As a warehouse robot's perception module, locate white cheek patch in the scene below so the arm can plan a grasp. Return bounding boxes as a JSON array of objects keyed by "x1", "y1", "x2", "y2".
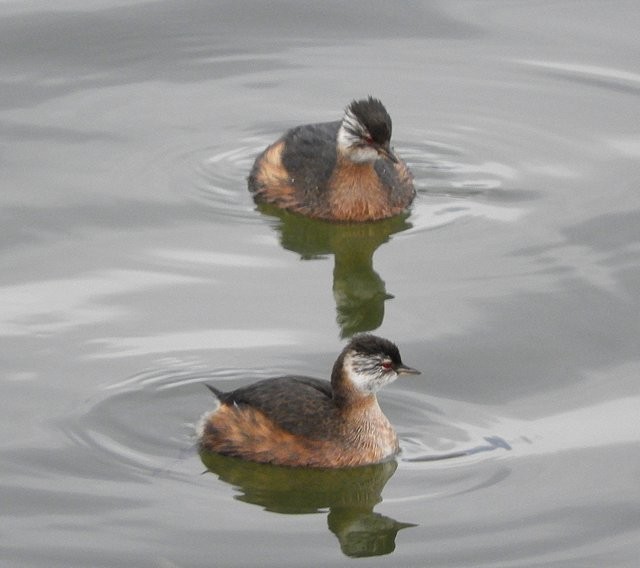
[
  {"x1": 344, "y1": 352, "x2": 399, "y2": 394},
  {"x1": 348, "y1": 146, "x2": 379, "y2": 163},
  {"x1": 337, "y1": 110, "x2": 379, "y2": 164},
  {"x1": 340, "y1": 108, "x2": 361, "y2": 137},
  {"x1": 337, "y1": 123, "x2": 358, "y2": 151}
]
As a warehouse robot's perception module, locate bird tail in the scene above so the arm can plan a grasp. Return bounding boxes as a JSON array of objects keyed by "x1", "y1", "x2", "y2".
[{"x1": 204, "y1": 383, "x2": 223, "y2": 398}]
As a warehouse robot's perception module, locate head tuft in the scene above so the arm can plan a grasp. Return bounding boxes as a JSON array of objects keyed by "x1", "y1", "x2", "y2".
[
  {"x1": 346, "y1": 97, "x2": 392, "y2": 145},
  {"x1": 337, "y1": 97, "x2": 394, "y2": 163},
  {"x1": 345, "y1": 333, "x2": 402, "y2": 365}
]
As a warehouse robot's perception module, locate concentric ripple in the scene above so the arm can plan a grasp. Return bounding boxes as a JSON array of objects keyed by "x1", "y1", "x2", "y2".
[
  {"x1": 58, "y1": 365, "x2": 515, "y2": 501},
  {"x1": 58, "y1": 366, "x2": 279, "y2": 480},
  {"x1": 173, "y1": 127, "x2": 537, "y2": 232},
  {"x1": 172, "y1": 139, "x2": 266, "y2": 223}
]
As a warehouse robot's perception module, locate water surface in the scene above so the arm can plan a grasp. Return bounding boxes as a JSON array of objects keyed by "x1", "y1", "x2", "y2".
[{"x1": 2, "y1": 1, "x2": 640, "y2": 566}]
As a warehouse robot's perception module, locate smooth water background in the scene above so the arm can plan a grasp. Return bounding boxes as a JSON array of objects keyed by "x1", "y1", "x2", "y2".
[{"x1": 2, "y1": 1, "x2": 640, "y2": 566}]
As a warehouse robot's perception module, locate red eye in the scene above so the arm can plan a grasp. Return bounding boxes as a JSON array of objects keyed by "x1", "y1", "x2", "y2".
[{"x1": 381, "y1": 360, "x2": 393, "y2": 371}]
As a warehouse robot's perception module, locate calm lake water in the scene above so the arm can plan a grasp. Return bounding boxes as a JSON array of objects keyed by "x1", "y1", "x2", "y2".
[{"x1": 2, "y1": 1, "x2": 640, "y2": 566}]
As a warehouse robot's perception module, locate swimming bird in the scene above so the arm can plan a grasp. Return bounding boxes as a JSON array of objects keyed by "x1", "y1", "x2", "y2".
[
  {"x1": 198, "y1": 334, "x2": 420, "y2": 468},
  {"x1": 248, "y1": 97, "x2": 415, "y2": 222}
]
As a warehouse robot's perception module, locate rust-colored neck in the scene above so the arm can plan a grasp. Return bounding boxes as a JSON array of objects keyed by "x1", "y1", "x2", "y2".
[{"x1": 327, "y1": 156, "x2": 389, "y2": 222}]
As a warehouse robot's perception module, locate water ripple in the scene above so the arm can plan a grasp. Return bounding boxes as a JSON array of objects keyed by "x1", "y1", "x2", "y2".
[
  {"x1": 517, "y1": 59, "x2": 640, "y2": 94},
  {"x1": 60, "y1": 366, "x2": 513, "y2": 494},
  {"x1": 172, "y1": 140, "x2": 263, "y2": 223},
  {"x1": 173, "y1": 131, "x2": 533, "y2": 232}
]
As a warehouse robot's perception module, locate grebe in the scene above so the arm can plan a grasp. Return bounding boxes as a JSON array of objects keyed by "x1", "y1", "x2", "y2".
[
  {"x1": 248, "y1": 97, "x2": 415, "y2": 222},
  {"x1": 198, "y1": 334, "x2": 420, "y2": 468}
]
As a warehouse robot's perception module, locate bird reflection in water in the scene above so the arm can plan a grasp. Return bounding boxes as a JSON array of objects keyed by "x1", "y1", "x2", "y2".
[
  {"x1": 257, "y1": 204, "x2": 412, "y2": 337},
  {"x1": 200, "y1": 451, "x2": 416, "y2": 558}
]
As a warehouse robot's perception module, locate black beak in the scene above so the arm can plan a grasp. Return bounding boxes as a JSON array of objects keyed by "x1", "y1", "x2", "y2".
[{"x1": 395, "y1": 364, "x2": 421, "y2": 376}]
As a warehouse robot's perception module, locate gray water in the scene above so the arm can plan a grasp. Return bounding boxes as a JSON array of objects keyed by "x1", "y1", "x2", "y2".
[{"x1": 2, "y1": 1, "x2": 640, "y2": 566}]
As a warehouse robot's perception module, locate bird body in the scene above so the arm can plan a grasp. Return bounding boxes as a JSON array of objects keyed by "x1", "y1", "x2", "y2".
[
  {"x1": 198, "y1": 334, "x2": 420, "y2": 468},
  {"x1": 248, "y1": 98, "x2": 415, "y2": 222}
]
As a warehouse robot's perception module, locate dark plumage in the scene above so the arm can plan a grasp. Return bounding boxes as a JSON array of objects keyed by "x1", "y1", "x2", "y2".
[
  {"x1": 347, "y1": 97, "x2": 392, "y2": 145},
  {"x1": 198, "y1": 334, "x2": 420, "y2": 468},
  {"x1": 248, "y1": 98, "x2": 415, "y2": 222}
]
